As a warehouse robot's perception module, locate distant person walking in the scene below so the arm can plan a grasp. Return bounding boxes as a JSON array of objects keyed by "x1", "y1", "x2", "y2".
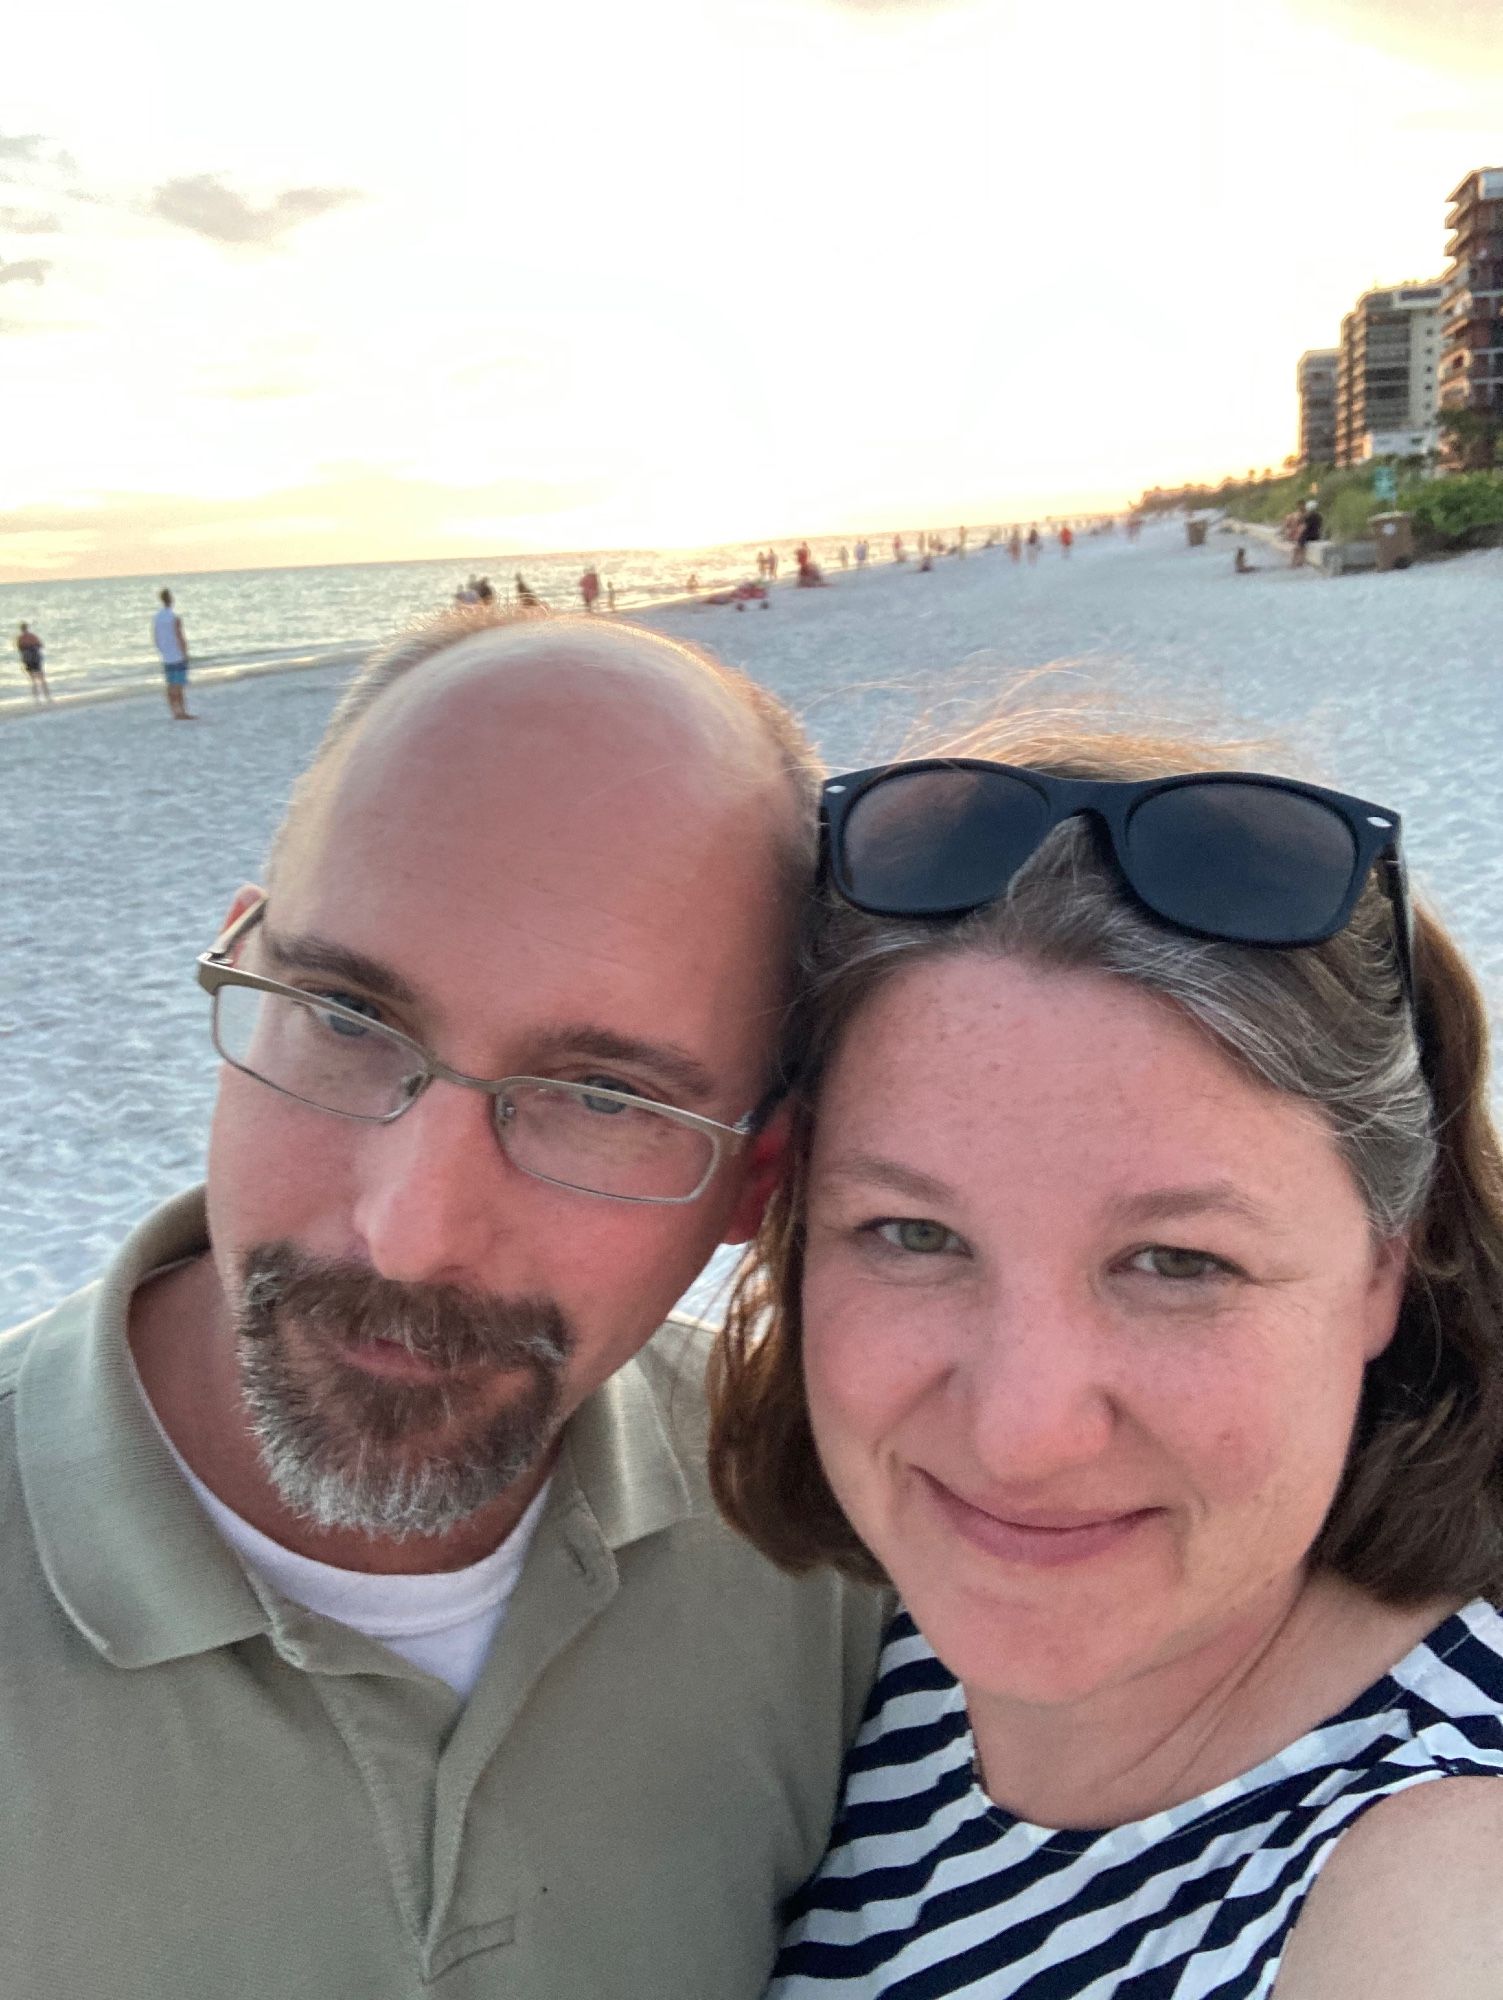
[
  {"x1": 606, "y1": 580, "x2": 617, "y2": 612},
  {"x1": 1060, "y1": 524, "x2": 1074, "y2": 556},
  {"x1": 1026, "y1": 526, "x2": 1040, "y2": 564},
  {"x1": 1008, "y1": 529, "x2": 1022, "y2": 563},
  {"x1": 580, "y1": 565, "x2": 602, "y2": 612},
  {"x1": 151, "y1": 589, "x2": 193, "y2": 720},
  {"x1": 16, "y1": 622, "x2": 52, "y2": 704}
]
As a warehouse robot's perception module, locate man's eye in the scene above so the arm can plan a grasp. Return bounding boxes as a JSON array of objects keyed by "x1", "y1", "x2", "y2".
[
  {"x1": 576, "y1": 1073, "x2": 639, "y2": 1115},
  {"x1": 1126, "y1": 1246, "x2": 1232, "y2": 1282},
  {"x1": 870, "y1": 1218, "x2": 963, "y2": 1257},
  {"x1": 306, "y1": 992, "x2": 385, "y2": 1038}
]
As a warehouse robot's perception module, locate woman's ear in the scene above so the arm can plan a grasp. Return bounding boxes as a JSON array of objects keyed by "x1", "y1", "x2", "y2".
[{"x1": 1362, "y1": 1234, "x2": 1411, "y2": 1363}]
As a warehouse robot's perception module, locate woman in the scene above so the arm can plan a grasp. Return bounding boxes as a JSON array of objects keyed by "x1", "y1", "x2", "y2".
[{"x1": 711, "y1": 721, "x2": 1503, "y2": 1997}]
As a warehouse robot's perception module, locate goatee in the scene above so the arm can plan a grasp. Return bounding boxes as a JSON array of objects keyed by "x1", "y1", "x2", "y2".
[{"x1": 233, "y1": 1241, "x2": 574, "y2": 1541}]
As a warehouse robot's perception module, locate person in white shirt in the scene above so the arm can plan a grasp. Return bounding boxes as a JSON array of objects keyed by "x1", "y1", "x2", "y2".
[{"x1": 152, "y1": 587, "x2": 193, "y2": 719}]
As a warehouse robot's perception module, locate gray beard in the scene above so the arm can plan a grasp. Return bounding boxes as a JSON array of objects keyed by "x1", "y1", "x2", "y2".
[{"x1": 233, "y1": 1242, "x2": 573, "y2": 1542}]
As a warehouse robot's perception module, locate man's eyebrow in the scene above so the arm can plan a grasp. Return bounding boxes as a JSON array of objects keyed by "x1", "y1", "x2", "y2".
[
  {"x1": 818, "y1": 1154, "x2": 956, "y2": 1204},
  {"x1": 529, "y1": 1027, "x2": 719, "y2": 1107},
  {"x1": 260, "y1": 926, "x2": 422, "y2": 1009}
]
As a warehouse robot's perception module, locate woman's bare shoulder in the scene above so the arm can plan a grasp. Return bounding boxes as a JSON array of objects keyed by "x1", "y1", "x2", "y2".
[{"x1": 1273, "y1": 1775, "x2": 1503, "y2": 2000}]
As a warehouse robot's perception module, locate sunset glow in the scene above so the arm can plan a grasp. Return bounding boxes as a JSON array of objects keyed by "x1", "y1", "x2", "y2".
[{"x1": 2, "y1": 0, "x2": 1499, "y2": 579}]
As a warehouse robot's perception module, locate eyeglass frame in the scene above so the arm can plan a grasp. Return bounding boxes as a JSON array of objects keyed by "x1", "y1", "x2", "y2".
[{"x1": 194, "y1": 896, "x2": 761, "y2": 1205}]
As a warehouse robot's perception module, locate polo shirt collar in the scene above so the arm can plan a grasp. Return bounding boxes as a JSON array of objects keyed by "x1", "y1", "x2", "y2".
[
  {"x1": 18, "y1": 1190, "x2": 697, "y2": 1670},
  {"x1": 16, "y1": 1189, "x2": 269, "y2": 1668}
]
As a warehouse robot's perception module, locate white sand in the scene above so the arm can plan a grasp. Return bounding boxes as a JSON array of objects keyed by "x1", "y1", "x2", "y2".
[{"x1": 5, "y1": 520, "x2": 1503, "y2": 1328}]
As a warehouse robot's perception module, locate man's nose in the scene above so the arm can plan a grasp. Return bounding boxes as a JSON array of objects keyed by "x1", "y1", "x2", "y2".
[
  {"x1": 350, "y1": 1078, "x2": 513, "y2": 1289},
  {"x1": 958, "y1": 1280, "x2": 1117, "y2": 1484}
]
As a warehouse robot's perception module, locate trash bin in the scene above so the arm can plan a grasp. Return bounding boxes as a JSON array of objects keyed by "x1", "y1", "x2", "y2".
[
  {"x1": 1371, "y1": 512, "x2": 1414, "y2": 572},
  {"x1": 1186, "y1": 519, "x2": 1208, "y2": 548}
]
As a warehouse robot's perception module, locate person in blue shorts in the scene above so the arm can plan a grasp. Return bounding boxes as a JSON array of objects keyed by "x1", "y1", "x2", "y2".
[{"x1": 152, "y1": 587, "x2": 194, "y2": 719}]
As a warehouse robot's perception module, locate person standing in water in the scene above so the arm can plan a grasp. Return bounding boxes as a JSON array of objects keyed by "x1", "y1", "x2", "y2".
[
  {"x1": 16, "y1": 622, "x2": 52, "y2": 704},
  {"x1": 152, "y1": 589, "x2": 194, "y2": 720}
]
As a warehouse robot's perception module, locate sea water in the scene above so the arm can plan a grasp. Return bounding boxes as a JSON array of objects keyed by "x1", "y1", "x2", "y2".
[{"x1": 0, "y1": 534, "x2": 883, "y2": 713}]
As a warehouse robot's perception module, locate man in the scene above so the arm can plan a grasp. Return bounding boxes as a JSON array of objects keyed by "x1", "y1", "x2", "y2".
[
  {"x1": 0, "y1": 615, "x2": 883, "y2": 2000},
  {"x1": 15, "y1": 620, "x2": 51, "y2": 703},
  {"x1": 152, "y1": 585, "x2": 193, "y2": 718}
]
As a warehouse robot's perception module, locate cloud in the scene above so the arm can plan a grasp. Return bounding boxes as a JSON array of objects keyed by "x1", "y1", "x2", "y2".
[
  {"x1": 0, "y1": 207, "x2": 61, "y2": 233},
  {"x1": 147, "y1": 174, "x2": 363, "y2": 249},
  {"x1": 0, "y1": 133, "x2": 77, "y2": 177},
  {"x1": 0, "y1": 258, "x2": 50, "y2": 287}
]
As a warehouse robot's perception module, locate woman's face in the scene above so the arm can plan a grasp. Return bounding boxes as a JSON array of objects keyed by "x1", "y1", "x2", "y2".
[{"x1": 801, "y1": 955, "x2": 1406, "y2": 1708}]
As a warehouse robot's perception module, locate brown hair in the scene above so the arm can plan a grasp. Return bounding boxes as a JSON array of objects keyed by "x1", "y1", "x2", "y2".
[{"x1": 709, "y1": 719, "x2": 1503, "y2": 1604}]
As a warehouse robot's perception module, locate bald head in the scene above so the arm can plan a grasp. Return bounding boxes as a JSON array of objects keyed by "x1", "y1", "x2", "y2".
[{"x1": 272, "y1": 612, "x2": 817, "y2": 898}]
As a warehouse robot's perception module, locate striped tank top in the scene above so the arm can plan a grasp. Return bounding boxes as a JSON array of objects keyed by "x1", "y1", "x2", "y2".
[{"x1": 769, "y1": 1601, "x2": 1503, "y2": 1998}]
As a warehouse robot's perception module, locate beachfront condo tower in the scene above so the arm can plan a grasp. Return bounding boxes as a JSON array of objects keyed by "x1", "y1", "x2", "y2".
[
  {"x1": 1334, "y1": 281, "x2": 1444, "y2": 466},
  {"x1": 1296, "y1": 349, "x2": 1339, "y2": 466},
  {"x1": 1439, "y1": 169, "x2": 1503, "y2": 471}
]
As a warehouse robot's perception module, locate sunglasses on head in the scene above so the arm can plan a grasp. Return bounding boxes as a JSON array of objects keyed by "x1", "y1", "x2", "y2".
[{"x1": 819, "y1": 759, "x2": 1415, "y2": 1013}]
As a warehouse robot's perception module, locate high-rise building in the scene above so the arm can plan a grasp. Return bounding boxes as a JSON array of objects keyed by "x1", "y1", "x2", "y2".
[
  {"x1": 1438, "y1": 168, "x2": 1503, "y2": 468},
  {"x1": 1296, "y1": 349, "x2": 1339, "y2": 465},
  {"x1": 1334, "y1": 282, "x2": 1444, "y2": 466}
]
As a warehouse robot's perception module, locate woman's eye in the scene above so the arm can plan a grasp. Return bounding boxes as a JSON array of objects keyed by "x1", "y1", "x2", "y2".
[
  {"x1": 1126, "y1": 1245, "x2": 1232, "y2": 1282},
  {"x1": 870, "y1": 1218, "x2": 964, "y2": 1257}
]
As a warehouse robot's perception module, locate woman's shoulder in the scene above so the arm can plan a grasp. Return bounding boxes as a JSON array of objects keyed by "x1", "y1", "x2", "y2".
[
  {"x1": 1272, "y1": 1773, "x2": 1503, "y2": 1999},
  {"x1": 1269, "y1": 1597, "x2": 1503, "y2": 1999}
]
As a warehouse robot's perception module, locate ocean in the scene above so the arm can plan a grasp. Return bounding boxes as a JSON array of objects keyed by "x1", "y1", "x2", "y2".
[{"x1": 0, "y1": 533, "x2": 902, "y2": 714}]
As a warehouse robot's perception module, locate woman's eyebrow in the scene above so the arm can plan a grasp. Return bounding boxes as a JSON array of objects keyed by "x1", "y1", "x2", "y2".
[
  {"x1": 818, "y1": 1154, "x2": 955, "y2": 1204},
  {"x1": 261, "y1": 926, "x2": 422, "y2": 1008},
  {"x1": 1107, "y1": 1184, "x2": 1274, "y2": 1228}
]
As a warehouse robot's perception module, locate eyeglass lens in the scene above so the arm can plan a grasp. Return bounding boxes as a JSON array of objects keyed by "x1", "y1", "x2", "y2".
[
  {"x1": 1124, "y1": 784, "x2": 1359, "y2": 943},
  {"x1": 211, "y1": 986, "x2": 716, "y2": 1200},
  {"x1": 840, "y1": 767, "x2": 1051, "y2": 914}
]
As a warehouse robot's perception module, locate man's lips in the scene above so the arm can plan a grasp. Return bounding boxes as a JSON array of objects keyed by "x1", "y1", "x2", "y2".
[
  {"x1": 339, "y1": 1339, "x2": 462, "y2": 1383},
  {"x1": 918, "y1": 1470, "x2": 1160, "y2": 1568}
]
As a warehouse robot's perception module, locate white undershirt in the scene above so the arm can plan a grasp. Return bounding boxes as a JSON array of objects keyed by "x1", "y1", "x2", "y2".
[{"x1": 128, "y1": 1350, "x2": 550, "y2": 1698}]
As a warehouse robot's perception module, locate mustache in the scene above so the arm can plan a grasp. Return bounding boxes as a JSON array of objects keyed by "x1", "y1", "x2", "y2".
[{"x1": 237, "y1": 1243, "x2": 573, "y2": 1373}]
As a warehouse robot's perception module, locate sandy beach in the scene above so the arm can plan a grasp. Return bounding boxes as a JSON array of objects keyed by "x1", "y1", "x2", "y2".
[{"x1": 5, "y1": 519, "x2": 1503, "y2": 1329}]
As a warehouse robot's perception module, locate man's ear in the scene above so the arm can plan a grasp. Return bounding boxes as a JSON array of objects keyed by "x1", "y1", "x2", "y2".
[
  {"x1": 720, "y1": 1103, "x2": 792, "y2": 1246},
  {"x1": 219, "y1": 884, "x2": 266, "y2": 959}
]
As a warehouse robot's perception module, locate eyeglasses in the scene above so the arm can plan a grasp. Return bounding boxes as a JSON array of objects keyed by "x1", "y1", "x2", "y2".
[
  {"x1": 195, "y1": 899, "x2": 756, "y2": 1204},
  {"x1": 821, "y1": 760, "x2": 1415, "y2": 1009}
]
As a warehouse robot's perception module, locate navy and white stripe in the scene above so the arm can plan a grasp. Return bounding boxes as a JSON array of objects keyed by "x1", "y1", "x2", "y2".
[{"x1": 770, "y1": 1601, "x2": 1503, "y2": 1998}]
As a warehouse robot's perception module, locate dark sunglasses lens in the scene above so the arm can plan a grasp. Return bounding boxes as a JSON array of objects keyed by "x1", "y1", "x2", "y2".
[
  {"x1": 839, "y1": 768, "x2": 1052, "y2": 914},
  {"x1": 1125, "y1": 783, "x2": 1359, "y2": 942}
]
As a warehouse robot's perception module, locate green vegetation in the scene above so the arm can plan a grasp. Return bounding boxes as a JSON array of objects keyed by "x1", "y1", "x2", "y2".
[
  {"x1": 1135, "y1": 462, "x2": 1503, "y2": 550},
  {"x1": 1409, "y1": 473, "x2": 1503, "y2": 541}
]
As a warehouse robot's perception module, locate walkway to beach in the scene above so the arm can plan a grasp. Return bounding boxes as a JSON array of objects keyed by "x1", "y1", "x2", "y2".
[{"x1": 5, "y1": 520, "x2": 1503, "y2": 1325}]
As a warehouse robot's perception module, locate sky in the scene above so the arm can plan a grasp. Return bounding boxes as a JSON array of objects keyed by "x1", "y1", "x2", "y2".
[{"x1": 2, "y1": 0, "x2": 1500, "y2": 581}]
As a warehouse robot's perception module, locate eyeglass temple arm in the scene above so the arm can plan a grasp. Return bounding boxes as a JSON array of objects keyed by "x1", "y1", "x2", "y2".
[{"x1": 204, "y1": 895, "x2": 269, "y2": 964}]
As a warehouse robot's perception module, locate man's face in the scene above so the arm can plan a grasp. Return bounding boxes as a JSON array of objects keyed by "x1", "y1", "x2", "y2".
[{"x1": 204, "y1": 643, "x2": 795, "y2": 1539}]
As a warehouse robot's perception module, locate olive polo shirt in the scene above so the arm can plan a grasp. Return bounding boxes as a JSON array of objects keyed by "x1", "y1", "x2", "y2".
[{"x1": 0, "y1": 1192, "x2": 885, "y2": 2000}]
